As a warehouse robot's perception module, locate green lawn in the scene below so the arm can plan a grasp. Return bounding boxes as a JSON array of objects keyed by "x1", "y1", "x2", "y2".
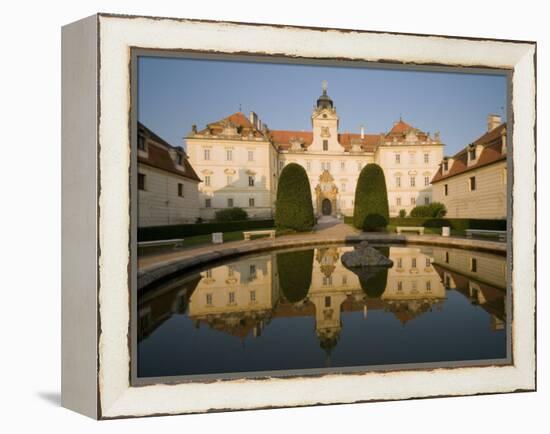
[{"x1": 138, "y1": 227, "x2": 276, "y2": 256}]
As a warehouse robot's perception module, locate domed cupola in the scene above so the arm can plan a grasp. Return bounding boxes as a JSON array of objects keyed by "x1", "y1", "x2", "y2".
[{"x1": 316, "y1": 80, "x2": 334, "y2": 109}]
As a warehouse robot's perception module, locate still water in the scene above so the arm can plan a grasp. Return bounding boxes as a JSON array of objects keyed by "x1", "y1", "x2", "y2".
[{"x1": 137, "y1": 244, "x2": 507, "y2": 378}]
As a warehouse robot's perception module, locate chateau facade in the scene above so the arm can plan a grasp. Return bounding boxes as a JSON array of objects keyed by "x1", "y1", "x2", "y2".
[
  {"x1": 137, "y1": 122, "x2": 201, "y2": 227},
  {"x1": 186, "y1": 82, "x2": 445, "y2": 220},
  {"x1": 432, "y1": 115, "x2": 507, "y2": 219}
]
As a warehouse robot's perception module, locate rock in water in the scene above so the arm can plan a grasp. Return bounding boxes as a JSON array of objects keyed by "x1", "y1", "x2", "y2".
[{"x1": 341, "y1": 242, "x2": 393, "y2": 268}]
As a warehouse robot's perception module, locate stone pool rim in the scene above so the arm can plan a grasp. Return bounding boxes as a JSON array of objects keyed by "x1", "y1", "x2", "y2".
[{"x1": 137, "y1": 233, "x2": 506, "y2": 291}]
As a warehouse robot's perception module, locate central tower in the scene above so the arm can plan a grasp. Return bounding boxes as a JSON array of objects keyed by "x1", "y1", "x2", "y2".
[{"x1": 310, "y1": 81, "x2": 341, "y2": 153}]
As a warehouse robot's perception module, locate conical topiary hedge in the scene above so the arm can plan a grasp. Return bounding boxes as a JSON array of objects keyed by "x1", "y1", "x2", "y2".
[
  {"x1": 353, "y1": 163, "x2": 389, "y2": 231},
  {"x1": 275, "y1": 163, "x2": 314, "y2": 232}
]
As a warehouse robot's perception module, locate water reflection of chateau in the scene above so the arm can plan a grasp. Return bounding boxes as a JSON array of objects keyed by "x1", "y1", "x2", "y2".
[
  {"x1": 138, "y1": 246, "x2": 507, "y2": 350},
  {"x1": 431, "y1": 248, "x2": 507, "y2": 331}
]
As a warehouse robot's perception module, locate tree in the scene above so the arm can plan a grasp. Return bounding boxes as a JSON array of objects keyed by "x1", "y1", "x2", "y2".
[
  {"x1": 353, "y1": 164, "x2": 390, "y2": 231},
  {"x1": 398, "y1": 209, "x2": 407, "y2": 218},
  {"x1": 277, "y1": 249, "x2": 314, "y2": 303},
  {"x1": 275, "y1": 163, "x2": 315, "y2": 232}
]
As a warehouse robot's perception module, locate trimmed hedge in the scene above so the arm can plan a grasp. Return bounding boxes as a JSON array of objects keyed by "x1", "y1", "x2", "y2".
[
  {"x1": 389, "y1": 217, "x2": 506, "y2": 231},
  {"x1": 353, "y1": 164, "x2": 389, "y2": 231},
  {"x1": 275, "y1": 163, "x2": 315, "y2": 232},
  {"x1": 215, "y1": 207, "x2": 248, "y2": 222},
  {"x1": 410, "y1": 202, "x2": 447, "y2": 218},
  {"x1": 277, "y1": 249, "x2": 314, "y2": 303},
  {"x1": 138, "y1": 219, "x2": 274, "y2": 241}
]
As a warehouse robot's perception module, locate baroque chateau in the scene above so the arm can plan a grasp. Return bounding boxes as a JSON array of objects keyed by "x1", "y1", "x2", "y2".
[
  {"x1": 185, "y1": 81, "x2": 444, "y2": 221},
  {"x1": 137, "y1": 82, "x2": 507, "y2": 227}
]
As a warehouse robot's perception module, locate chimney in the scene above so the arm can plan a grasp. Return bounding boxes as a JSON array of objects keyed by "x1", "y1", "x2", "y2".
[
  {"x1": 360, "y1": 124, "x2": 365, "y2": 139},
  {"x1": 249, "y1": 111, "x2": 258, "y2": 128},
  {"x1": 487, "y1": 114, "x2": 501, "y2": 132}
]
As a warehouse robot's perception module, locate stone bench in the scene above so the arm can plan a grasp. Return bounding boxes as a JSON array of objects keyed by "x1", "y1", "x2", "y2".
[
  {"x1": 137, "y1": 238, "x2": 185, "y2": 249},
  {"x1": 243, "y1": 230, "x2": 276, "y2": 241},
  {"x1": 396, "y1": 226, "x2": 425, "y2": 235},
  {"x1": 466, "y1": 229, "x2": 506, "y2": 242}
]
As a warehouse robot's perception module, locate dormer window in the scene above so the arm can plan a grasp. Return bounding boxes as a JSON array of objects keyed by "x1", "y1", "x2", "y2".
[
  {"x1": 137, "y1": 135, "x2": 146, "y2": 151},
  {"x1": 176, "y1": 153, "x2": 183, "y2": 165},
  {"x1": 469, "y1": 147, "x2": 476, "y2": 161},
  {"x1": 442, "y1": 159, "x2": 449, "y2": 172}
]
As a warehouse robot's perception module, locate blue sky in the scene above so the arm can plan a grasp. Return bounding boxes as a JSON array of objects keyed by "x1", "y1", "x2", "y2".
[{"x1": 138, "y1": 56, "x2": 507, "y2": 156}]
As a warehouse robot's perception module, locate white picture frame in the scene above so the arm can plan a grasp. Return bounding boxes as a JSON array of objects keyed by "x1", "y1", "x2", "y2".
[{"x1": 61, "y1": 13, "x2": 536, "y2": 419}]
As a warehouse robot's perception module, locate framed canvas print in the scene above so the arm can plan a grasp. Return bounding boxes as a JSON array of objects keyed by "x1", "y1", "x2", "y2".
[{"x1": 61, "y1": 13, "x2": 536, "y2": 419}]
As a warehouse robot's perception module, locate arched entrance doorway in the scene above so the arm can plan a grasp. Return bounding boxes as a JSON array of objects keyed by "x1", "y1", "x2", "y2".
[
  {"x1": 315, "y1": 170, "x2": 338, "y2": 217},
  {"x1": 322, "y1": 198, "x2": 332, "y2": 215}
]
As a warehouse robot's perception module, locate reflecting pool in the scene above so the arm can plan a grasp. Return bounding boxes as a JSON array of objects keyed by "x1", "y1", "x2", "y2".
[{"x1": 137, "y1": 244, "x2": 507, "y2": 378}]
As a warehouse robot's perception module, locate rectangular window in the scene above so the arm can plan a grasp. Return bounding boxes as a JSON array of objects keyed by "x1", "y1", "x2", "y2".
[
  {"x1": 248, "y1": 150, "x2": 254, "y2": 161},
  {"x1": 249, "y1": 197, "x2": 255, "y2": 207},
  {"x1": 426, "y1": 281, "x2": 431, "y2": 292},
  {"x1": 177, "y1": 183, "x2": 184, "y2": 197},
  {"x1": 395, "y1": 154, "x2": 401, "y2": 164},
  {"x1": 250, "y1": 264, "x2": 256, "y2": 277},
  {"x1": 341, "y1": 161, "x2": 345, "y2": 171},
  {"x1": 227, "y1": 198, "x2": 234, "y2": 207},
  {"x1": 323, "y1": 140, "x2": 328, "y2": 151},
  {"x1": 248, "y1": 176, "x2": 255, "y2": 187},
  {"x1": 306, "y1": 161, "x2": 311, "y2": 171},
  {"x1": 397, "y1": 281, "x2": 403, "y2": 292},
  {"x1": 397, "y1": 258, "x2": 403, "y2": 268},
  {"x1": 424, "y1": 196, "x2": 429, "y2": 205},
  {"x1": 396, "y1": 197, "x2": 401, "y2": 206},
  {"x1": 138, "y1": 173, "x2": 146, "y2": 191},
  {"x1": 424, "y1": 153, "x2": 429, "y2": 164},
  {"x1": 205, "y1": 198, "x2": 211, "y2": 208},
  {"x1": 206, "y1": 293, "x2": 213, "y2": 305},
  {"x1": 412, "y1": 258, "x2": 417, "y2": 268},
  {"x1": 341, "y1": 183, "x2": 346, "y2": 192},
  {"x1": 444, "y1": 184, "x2": 448, "y2": 196},
  {"x1": 424, "y1": 176, "x2": 430, "y2": 186},
  {"x1": 176, "y1": 154, "x2": 183, "y2": 165},
  {"x1": 471, "y1": 258, "x2": 478, "y2": 272},
  {"x1": 469, "y1": 148, "x2": 477, "y2": 161},
  {"x1": 228, "y1": 292, "x2": 235, "y2": 304},
  {"x1": 250, "y1": 291, "x2": 256, "y2": 302},
  {"x1": 469, "y1": 176, "x2": 476, "y2": 191},
  {"x1": 204, "y1": 149, "x2": 210, "y2": 160},
  {"x1": 426, "y1": 257, "x2": 431, "y2": 267},
  {"x1": 226, "y1": 149, "x2": 233, "y2": 161},
  {"x1": 445, "y1": 251, "x2": 449, "y2": 263},
  {"x1": 325, "y1": 296, "x2": 331, "y2": 308},
  {"x1": 410, "y1": 197, "x2": 416, "y2": 205},
  {"x1": 137, "y1": 135, "x2": 146, "y2": 150},
  {"x1": 410, "y1": 177, "x2": 416, "y2": 187},
  {"x1": 396, "y1": 176, "x2": 401, "y2": 188},
  {"x1": 204, "y1": 175, "x2": 211, "y2": 187}
]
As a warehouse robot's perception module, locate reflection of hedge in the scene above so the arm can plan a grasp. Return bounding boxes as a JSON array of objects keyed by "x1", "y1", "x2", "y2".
[
  {"x1": 275, "y1": 163, "x2": 314, "y2": 232},
  {"x1": 359, "y1": 267, "x2": 389, "y2": 298},
  {"x1": 389, "y1": 217, "x2": 506, "y2": 231},
  {"x1": 138, "y1": 219, "x2": 274, "y2": 241},
  {"x1": 353, "y1": 164, "x2": 389, "y2": 231},
  {"x1": 277, "y1": 249, "x2": 314, "y2": 303}
]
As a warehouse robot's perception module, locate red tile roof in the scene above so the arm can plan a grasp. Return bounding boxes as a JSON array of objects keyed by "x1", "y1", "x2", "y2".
[
  {"x1": 138, "y1": 122, "x2": 201, "y2": 182},
  {"x1": 389, "y1": 119, "x2": 413, "y2": 134},
  {"x1": 269, "y1": 130, "x2": 313, "y2": 149},
  {"x1": 431, "y1": 123, "x2": 506, "y2": 183}
]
